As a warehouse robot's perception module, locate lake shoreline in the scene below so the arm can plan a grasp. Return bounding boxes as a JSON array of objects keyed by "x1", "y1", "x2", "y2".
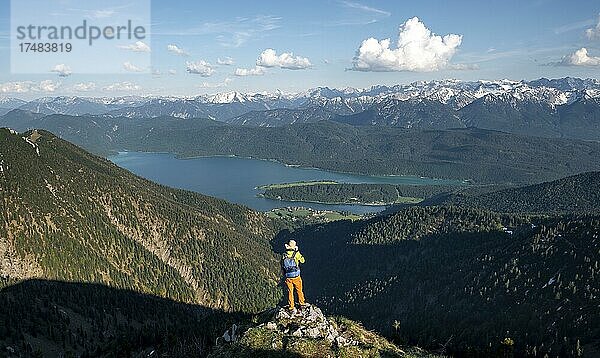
[
  {"x1": 108, "y1": 151, "x2": 466, "y2": 214},
  {"x1": 111, "y1": 150, "x2": 472, "y2": 184},
  {"x1": 256, "y1": 193, "x2": 415, "y2": 207}
]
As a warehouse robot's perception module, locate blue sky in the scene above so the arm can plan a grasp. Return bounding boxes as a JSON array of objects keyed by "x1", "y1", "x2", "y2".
[{"x1": 0, "y1": 0, "x2": 599, "y2": 98}]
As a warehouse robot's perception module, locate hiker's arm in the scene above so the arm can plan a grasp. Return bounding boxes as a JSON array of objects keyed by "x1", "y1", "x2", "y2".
[{"x1": 297, "y1": 252, "x2": 305, "y2": 264}]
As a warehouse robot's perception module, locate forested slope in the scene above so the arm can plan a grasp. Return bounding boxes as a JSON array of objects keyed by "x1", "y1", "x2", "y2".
[
  {"x1": 3, "y1": 112, "x2": 600, "y2": 184},
  {"x1": 0, "y1": 280, "x2": 242, "y2": 357},
  {"x1": 280, "y1": 206, "x2": 600, "y2": 356},
  {"x1": 0, "y1": 128, "x2": 281, "y2": 312},
  {"x1": 261, "y1": 183, "x2": 461, "y2": 204},
  {"x1": 436, "y1": 171, "x2": 600, "y2": 214}
]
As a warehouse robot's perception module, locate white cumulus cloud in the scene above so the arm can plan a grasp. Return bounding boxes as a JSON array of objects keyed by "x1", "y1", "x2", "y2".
[
  {"x1": 0, "y1": 81, "x2": 32, "y2": 93},
  {"x1": 217, "y1": 57, "x2": 235, "y2": 65},
  {"x1": 0, "y1": 80, "x2": 60, "y2": 93},
  {"x1": 168, "y1": 69, "x2": 177, "y2": 75},
  {"x1": 118, "y1": 41, "x2": 151, "y2": 52},
  {"x1": 585, "y1": 15, "x2": 600, "y2": 40},
  {"x1": 560, "y1": 47, "x2": 600, "y2": 66},
  {"x1": 73, "y1": 82, "x2": 96, "y2": 92},
  {"x1": 38, "y1": 80, "x2": 59, "y2": 92},
  {"x1": 234, "y1": 66, "x2": 265, "y2": 76},
  {"x1": 186, "y1": 60, "x2": 215, "y2": 76},
  {"x1": 256, "y1": 49, "x2": 312, "y2": 70},
  {"x1": 351, "y1": 17, "x2": 464, "y2": 72},
  {"x1": 51, "y1": 64, "x2": 72, "y2": 77},
  {"x1": 123, "y1": 62, "x2": 143, "y2": 72},
  {"x1": 167, "y1": 44, "x2": 189, "y2": 56},
  {"x1": 103, "y1": 82, "x2": 141, "y2": 92}
]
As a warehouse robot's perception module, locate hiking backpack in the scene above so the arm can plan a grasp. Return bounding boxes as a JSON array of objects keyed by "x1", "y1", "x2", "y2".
[{"x1": 282, "y1": 252, "x2": 300, "y2": 278}]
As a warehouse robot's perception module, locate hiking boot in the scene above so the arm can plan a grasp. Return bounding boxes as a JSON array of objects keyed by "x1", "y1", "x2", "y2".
[{"x1": 287, "y1": 307, "x2": 297, "y2": 316}]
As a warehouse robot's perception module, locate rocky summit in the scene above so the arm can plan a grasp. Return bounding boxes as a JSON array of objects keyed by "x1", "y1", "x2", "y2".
[{"x1": 209, "y1": 304, "x2": 440, "y2": 357}]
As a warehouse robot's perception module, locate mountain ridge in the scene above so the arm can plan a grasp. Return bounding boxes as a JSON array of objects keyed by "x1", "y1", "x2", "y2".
[
  {"x1": 432, "y1": 171, "x2": 600, "y2": 214},
  {"x1": 4, "y1": 77, "x2": 600, "y2": 139},
  {"x1": 2, "y1": 117, "x2": 599, "y2": 185},
  {"x1": 0, "y1": 128, "x2": 281, "y2": 312}
]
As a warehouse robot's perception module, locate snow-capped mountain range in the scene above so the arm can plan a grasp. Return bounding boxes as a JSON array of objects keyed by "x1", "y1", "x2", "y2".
[
  {"x1": 1, "y1": 77, "x2": 597, "y2": 117},
  {"x1": 1, "y1": 77, "x2": 599, "y2": 140}
]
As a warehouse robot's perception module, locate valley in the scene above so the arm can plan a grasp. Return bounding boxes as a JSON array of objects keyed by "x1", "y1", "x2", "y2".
[
  {"x1": 2, "y1": 113, "x2": 600, "y2": 185},
  {"x1": 2, "y1": 0, "x2": 600, "y2": 353},
  {"x1": 1, "y1": 77, "x2": 600, "y2": 188},
  {"x1": 2, "y1": 127, "x2": 599, "y2": 356},
  {"x1": 1, "y1": 77, "x2": 600, "y2": 357},
  {"x1": 108, "y1": 151, "x2": 462, "y2": 214}
]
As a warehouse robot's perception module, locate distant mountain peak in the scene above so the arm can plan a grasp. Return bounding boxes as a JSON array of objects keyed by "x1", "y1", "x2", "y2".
[
  {"x1": 3, "y1": 77, "x2": 600, "y2": 137},
  {"x1": 204, "y1": 91, "x2": 251, "y2": 104}
]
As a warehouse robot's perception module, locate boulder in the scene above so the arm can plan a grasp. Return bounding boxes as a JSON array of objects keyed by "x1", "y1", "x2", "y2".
[
  {"x1": 209, "y1": 304, "x2": 420, "y2": 357},
  {"x1": 305, "y1": 327, "x2": 321, "y2": 339}
]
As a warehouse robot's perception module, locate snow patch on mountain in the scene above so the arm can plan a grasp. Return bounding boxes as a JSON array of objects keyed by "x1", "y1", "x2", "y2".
[
  {"x1": 22, "y1": 136, "x2": 40, "y2": 157},
  {"x1": 4, "y1": 77, "x2": 600, "y2": 121}
]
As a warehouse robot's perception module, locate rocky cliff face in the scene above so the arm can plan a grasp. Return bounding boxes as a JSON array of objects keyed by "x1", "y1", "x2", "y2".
[{"x1": 209, "y1": 305, "x2": 439, "y2": 357}]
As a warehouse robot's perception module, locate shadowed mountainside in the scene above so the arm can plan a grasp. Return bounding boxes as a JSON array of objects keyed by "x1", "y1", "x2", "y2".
[
  {"x1": 276, "y1": 206, "x2": 600, "y2": 356},
  {"x1": 0, "y1": 279, "x2": 242, "y2": 357},
  {"x1": 430, "y1": 171, "x2": 600, "y2": 214}
]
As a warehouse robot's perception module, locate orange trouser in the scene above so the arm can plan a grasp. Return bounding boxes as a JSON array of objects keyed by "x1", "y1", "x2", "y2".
[{"x1": 285, "y1": 276, "x2": 305, "y2": 309}]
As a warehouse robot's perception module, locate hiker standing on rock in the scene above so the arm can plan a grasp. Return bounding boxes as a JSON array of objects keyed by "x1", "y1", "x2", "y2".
[{"x1": 282, "y1": 240, "x2": 307, "y2": 313}]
